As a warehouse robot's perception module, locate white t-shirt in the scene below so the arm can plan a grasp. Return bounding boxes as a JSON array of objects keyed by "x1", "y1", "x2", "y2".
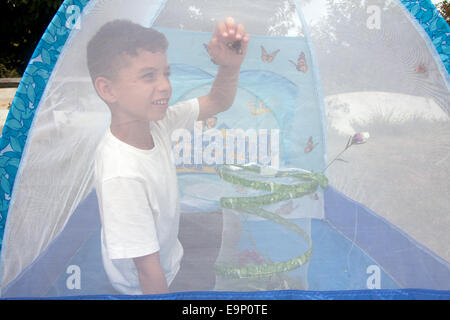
[{"x1": 94, "y1": 98, "x2": 199, "y2": 295}]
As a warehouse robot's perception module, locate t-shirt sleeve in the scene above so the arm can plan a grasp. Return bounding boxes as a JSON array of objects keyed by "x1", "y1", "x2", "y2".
[
  {"x1": 161, "y1": 98, "x2": 200, "y2": 134},
  {"x1": 99, "y1": 177, "x2": 160, "y2": 260}
]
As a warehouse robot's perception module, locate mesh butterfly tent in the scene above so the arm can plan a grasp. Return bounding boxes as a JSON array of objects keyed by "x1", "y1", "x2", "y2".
[{"x1": 0, "y1": 0, "x2": 449, "y2": 299}]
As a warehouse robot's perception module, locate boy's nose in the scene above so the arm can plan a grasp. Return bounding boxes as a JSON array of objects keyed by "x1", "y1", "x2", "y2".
[{"x1": 157, "y1": 77, "x2": 171, "y2": 93}]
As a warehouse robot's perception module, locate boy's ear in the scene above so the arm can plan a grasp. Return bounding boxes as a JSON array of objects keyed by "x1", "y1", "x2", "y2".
[{"x1": 94, "y1": 77, "x2": 117, "y2": 104}]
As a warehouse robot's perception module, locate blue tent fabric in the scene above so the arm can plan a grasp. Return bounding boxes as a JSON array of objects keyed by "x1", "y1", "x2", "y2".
[
  {"x1": 324, "y1": 187, "x2": 450, "y2": 290},
  {"x1": 0, "y1": 189, "x2": 448, "y2": 298},
  {"x1": 1, "y1": 186, "x2": 449, "y2": 298},
  {"x1": 0, "y1": 0, "x2": 449, "y2": 300}
]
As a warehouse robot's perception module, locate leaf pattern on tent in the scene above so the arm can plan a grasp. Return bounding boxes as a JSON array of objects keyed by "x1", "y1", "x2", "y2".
[{"x1": 0, "y1": 0, "x2": 90, "y2": 250}]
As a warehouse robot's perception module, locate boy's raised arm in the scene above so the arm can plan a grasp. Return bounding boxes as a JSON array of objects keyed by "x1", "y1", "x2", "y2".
[{"x1": 198, "y1": 17, "x2": 250, "y2": 121}]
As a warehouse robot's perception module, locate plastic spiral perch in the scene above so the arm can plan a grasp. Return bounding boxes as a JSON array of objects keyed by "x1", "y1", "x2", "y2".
[{"x1": 214, "y1": 164, "x2": 328, "y2": 279}]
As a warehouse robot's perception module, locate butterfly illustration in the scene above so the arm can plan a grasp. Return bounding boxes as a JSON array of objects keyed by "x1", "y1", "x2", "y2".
[
  {"x1": 275, "y1": 200, "x2": 295, "y2": 216},
  {"x1": 203, "y1": 116, "x2": 218, "y2": 130},
  {"x1": 309, "y1": 193, "x2": 319, "y2": 201},
  {"x1": 304, "y1": 136, "x2": 319, "y2": 154},
  {"x1": 246, "y1": 99, "x2": 271, "y2": 116},
  {"x1": 414, "y1": 63, "x2": 427, "y2": 74},
  {"x1": 227, "y1": 40, "x2": 243, "y2": 55},
  {"x1": 203, "y1": 43, "x2": 218, "y2": 65},
  {"x1": 261, "y1": 45, "x2": 280, "y2": 63},
  {"x1": 289, "y1": 51, "x2": 308, "y2": 72}
]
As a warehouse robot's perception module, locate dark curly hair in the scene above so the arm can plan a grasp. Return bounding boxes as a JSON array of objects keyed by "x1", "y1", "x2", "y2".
[{"x1": 87, "y1": 20, "x2": 168, "y2": 83}]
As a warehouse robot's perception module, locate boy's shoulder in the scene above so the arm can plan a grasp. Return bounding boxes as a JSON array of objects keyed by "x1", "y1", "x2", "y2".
[
  {"x1": 94, "y1": 131, "x2": 146, "y2": 181},
  {"x1": 157, "y1": 98, "x2": 199, "y2": 133}
]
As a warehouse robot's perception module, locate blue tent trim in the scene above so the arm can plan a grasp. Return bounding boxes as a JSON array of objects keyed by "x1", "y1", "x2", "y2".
[
  {"x1": 3, "y1": 289, "x2": 450, "y2": 300},
  {"x1": 40, "y1": 289, "x2": 450, "y2": 300},
  {"x1": 0, "y1": 0, "x2": 449, "y2": 299}
]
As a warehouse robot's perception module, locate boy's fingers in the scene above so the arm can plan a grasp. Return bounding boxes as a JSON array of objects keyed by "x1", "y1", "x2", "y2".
[
  {"x1": 215, "y1": 21, "x2": 228, "y2": 38},
  {"x1": 225, "y1": 17, "x2": 235, "y2": 35},
  {"x1": 241, "y1": 33, "x2": 250, "y2": 52},
  {"x1": 235, "y1": 24, "x2": 245, "y2": 40},
  {"x1": 209, "y1": 37, "x2": 219, "y2": 53}
]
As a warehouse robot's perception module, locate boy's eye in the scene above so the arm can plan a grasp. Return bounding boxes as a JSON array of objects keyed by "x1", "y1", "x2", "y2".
[
  {"x1": 143, "y1": 72, "x2": 155, "y2": 79},
  {"x1": 164, "y1": 71, "x2": 171, "y2": 77}
]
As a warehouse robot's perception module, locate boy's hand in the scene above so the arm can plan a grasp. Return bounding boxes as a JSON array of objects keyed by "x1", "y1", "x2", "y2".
[
  {"x1": 198, "y1": 17, "x2": 249, "y2": 119},
  {"x1": 206, "y1": 17, "x2": 250, "y2": 68}
]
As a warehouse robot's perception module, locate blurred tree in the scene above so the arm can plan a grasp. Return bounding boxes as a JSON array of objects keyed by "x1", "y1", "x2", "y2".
[
  {"x1": 0, "y1": 0, "x2": 64, "y2": 77},
  {"x1": 435, "y1": 1, "x2": 450, "y2": 25}
]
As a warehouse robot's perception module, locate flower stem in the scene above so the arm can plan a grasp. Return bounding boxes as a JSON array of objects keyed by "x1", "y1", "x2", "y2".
[{"x1": 322, "y1": 141, "x2": 352, "y2": 173}]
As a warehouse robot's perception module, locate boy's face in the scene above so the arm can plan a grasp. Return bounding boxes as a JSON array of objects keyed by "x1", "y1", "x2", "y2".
[{"x1": 108, "y1": 49, "x2": 172, "y2": 122}]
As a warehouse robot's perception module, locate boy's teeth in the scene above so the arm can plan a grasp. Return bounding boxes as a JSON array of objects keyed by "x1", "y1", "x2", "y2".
[{"x1": 154, "y1": 100, "x2": 168, "y2": 105}]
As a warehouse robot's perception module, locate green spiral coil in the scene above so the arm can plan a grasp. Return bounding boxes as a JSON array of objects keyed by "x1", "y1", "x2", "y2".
[{"x1": 214, "y1": 164, "x2": 328, "y2": 279}]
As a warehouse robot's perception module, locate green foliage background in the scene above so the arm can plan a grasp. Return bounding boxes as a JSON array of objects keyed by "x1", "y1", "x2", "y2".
[
  {"x1": 436, "y1": 0, "x2": 450, "y2": 23},
  {"x1": 0, "y1": 0, "x2": 64, "y2": 77}
]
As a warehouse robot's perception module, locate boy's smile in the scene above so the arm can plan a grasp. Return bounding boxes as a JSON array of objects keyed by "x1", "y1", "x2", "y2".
[{"x1": 109, "y1": 49, "x2": 172, "y2": 122}]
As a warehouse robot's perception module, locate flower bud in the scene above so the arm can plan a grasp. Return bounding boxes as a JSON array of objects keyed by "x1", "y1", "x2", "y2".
[{"x1": 351, "y1": 132, "x2": 370, "y2": 145}]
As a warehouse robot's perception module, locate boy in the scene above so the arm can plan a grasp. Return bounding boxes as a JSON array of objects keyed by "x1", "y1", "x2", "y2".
[{"x1": 87, "y1": 17, "x2": 249, "y2": 295}]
